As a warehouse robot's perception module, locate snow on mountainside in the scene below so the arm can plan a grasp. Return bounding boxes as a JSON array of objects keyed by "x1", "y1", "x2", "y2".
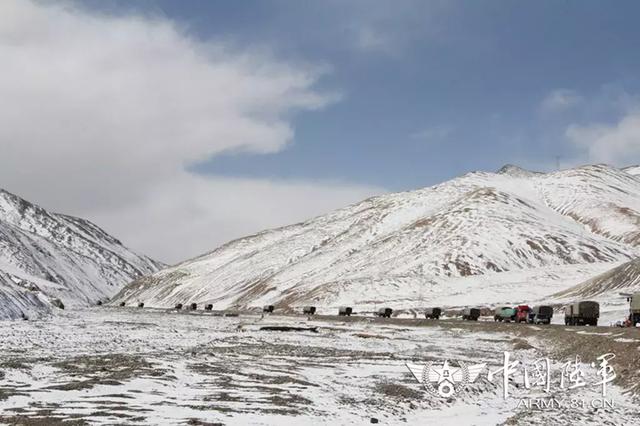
[
  {"x1": 0, "y1": 189, "x2": 162, "y2": 319},
  {"x1": 114, "y1": 164, "x2": 640, "y2": 312},
  {"x1": 536, "y1": 165, "x2": 640, "y2": 247},
  {"x1": 623, "y1": 165, "x2": 640, "y2": 176},
  {"x1": 553, "y1": 258, "x2": 640, "y2": 299}
]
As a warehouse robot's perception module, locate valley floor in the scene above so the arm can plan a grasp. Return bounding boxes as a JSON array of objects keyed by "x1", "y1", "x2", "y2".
[{"x1": 0, "y1": 308, "x2": 639, "y2": 425}]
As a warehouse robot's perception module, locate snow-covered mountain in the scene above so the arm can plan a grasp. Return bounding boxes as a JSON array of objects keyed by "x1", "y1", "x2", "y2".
[
  {"x1": 113, "y1": 164, "x2": 640, "y2": 312},
  {"x1": 0, "y1": 189, "x2": 162, "y2": 319}
]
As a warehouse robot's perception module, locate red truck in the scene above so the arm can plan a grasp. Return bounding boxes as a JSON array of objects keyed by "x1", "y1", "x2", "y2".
[{"x1": 515, "y1": 305, "x2": 531, "y2": 323}]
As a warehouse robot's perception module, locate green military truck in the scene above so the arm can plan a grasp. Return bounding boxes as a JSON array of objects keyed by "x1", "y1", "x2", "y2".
[
  {"x1": 462, "y1": 308, "x2": 481, "y2": 321},
  {"x1": 529, "y1": 305, "x2": 553, "y2": 324},
  {"x1": 494, "y1": 307, "x2": 516, "y2": 322},
  {"x1": 564, "y1": 301, "x2": 599, "y2": 326},
  {"x1": 424, "y1": 307, "x2": 442, "y2": 319},
  {"x1": 376, "y1": 307, "x2": 393, "y2": 318}
]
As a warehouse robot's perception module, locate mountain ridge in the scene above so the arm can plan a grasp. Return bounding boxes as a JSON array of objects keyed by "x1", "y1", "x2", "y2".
[{"x1": 113, "y1": 164, "x2": 640, "y2": 312}]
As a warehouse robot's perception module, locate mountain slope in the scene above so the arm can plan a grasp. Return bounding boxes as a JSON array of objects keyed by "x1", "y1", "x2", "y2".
[
  {"x1": 0, "y1": 189, "x2": 162, "y2": 319},
  {"x1": 623, "y1": 165, "x2": 640, "y2": 176},
  {"x1": 535, "y1": 165, "x2": 640, "y2": 247},
  {"x1": 552, "y1": 258, "x2": 640, "y2": 299},
  {"x1": 113, "y1": 164, "x2": 640, "y2": 312}
]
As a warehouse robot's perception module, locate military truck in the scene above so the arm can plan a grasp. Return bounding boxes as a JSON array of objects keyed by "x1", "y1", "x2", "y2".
[
  {"x1": 515, "y1": 305, "x2": 531, "y2": 323},
  {"x1": 624, "y1": 293, "x2": 640, "y2": 326},
  {"x1": 462, "y1": 308, "x2": 480, "y2": 321},
  {"x1": 175, "y1": 303, "x2": 183, "y2": 310},
  {"x1": 564, "y1": 301, "x2": 599, "y2": 326},
  {"x1": 424, "y1": 307, "x2": 442, "y2": 319},
  {"x1": 338, "y1": 306, "x2": 353, "y2": 316},
  {"x1": 494, "y1": 307, "x2": 515, "y2": 322},
  {"x1": 303, "y1": 306, "x2": 317, "y2": 315},
  {"x1": 189, "y1": 303, "x2": 198, "y2": 310},
  {"x1": 529, "y1": 305, "x2": 553, "y2": 324},
  {"x1": 376, "y1": 307, "x2": 393, "y2": 318},
  {"x1": 263, "y1": 305, "x2": 275, "y2": 313},
  {"x1": 204, "y1": 304, "x2": 213, "y2": 311}
]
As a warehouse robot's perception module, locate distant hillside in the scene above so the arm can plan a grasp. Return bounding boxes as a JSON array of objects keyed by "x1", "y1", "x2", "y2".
[
  {"x1": 113, "y1": 164, "x2": 640, "y2": 312},
  {"x1": 553, "y1": 258, "x2": 640, "y2": 299},
  {"x1": 0, "y1": 189, "x2": 162, "y2": 319}
]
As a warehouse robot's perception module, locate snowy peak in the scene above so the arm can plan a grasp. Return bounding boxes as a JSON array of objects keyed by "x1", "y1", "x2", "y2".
[
  {"x1": 496, "y1": 164, "x2": 541, "y2": 178},
  {"x1": 114, "y1": 164, "x2": 640, "y2": 311},
  {"x1": 0, "y1": 188, "x2": 162, "y2": 319}
]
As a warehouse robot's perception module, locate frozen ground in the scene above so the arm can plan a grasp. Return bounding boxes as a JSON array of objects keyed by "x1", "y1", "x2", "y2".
[{"x1": 0, "y1": 308, "x2": 639, "y2": 425}]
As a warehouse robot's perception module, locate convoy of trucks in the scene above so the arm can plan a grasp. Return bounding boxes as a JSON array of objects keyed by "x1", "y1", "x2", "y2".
[
  {"x1": 492, "y1": 305, "x2": 555, "y2": 324},
  {"x1": 124, "y1": 296, "x2": 640, "y2": 330}
]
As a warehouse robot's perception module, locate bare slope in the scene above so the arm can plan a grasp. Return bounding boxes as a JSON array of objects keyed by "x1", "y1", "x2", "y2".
[{"x1": 114, "y1": 164, "x2": 640, "y2": 311}]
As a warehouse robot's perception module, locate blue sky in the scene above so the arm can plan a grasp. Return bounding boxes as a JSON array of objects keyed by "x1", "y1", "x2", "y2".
[
  {"x1": 86, "y1": 0, "x2": 640, "y2": 191},
  {"x1": 3, "y1": 1, "x2": 640, "y2": 261}
]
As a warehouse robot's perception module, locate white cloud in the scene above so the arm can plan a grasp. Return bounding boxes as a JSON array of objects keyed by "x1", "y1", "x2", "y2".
[
  {"x1": 332, "y1": 0, "x2": 450, "y2": 54},
  {"x1": 566, "y1": 109, "x2": 640, "y2": 165},
  {"x1": 0, "y1": 0, "x2": 382, "y2": 263},
  {"x1": 89, "y1": 175, "x2": 382, "y2": 263},
  {"x1": 540, "y1": 89, "x2": 582, "y2": 113}
]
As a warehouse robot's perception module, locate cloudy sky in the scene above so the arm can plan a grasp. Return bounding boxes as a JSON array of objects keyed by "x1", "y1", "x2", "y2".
[{"x1": 1, "y1": 0, "x2": 640, "y2": 263}]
